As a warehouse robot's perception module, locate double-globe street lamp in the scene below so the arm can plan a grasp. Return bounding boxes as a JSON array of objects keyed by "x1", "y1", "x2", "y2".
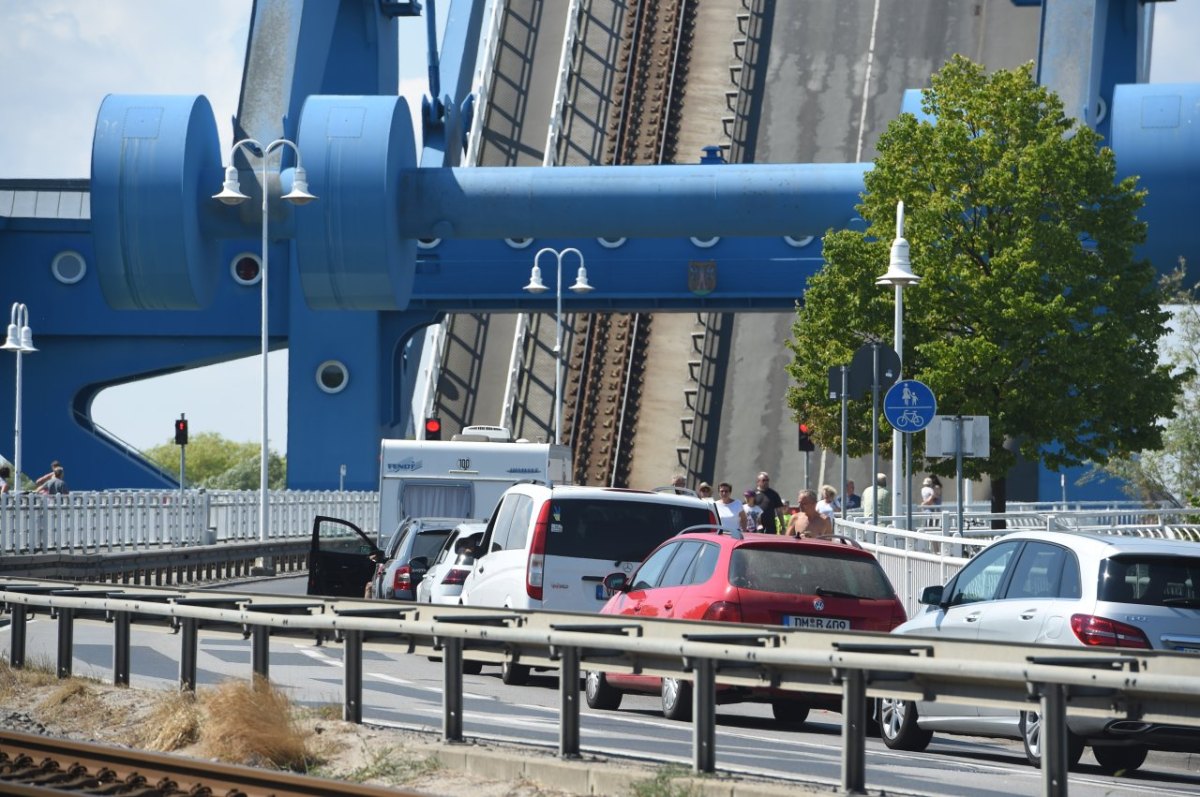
[
  {"x1": 876, "y1": 201, "x2": 921, "y2": 526},
  {"x1": 3, "y1": 303, "x2": 36, "y2": 496},
  {"x1": 213, "y1": 139, "x2": 316, "y2": 544},
  {"x1": 523, "y1": 248, "x2": 593, "y2": 445}
]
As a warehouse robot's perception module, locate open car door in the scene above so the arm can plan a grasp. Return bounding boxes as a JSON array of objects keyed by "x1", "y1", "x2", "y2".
[{"x1": 307, "y1": 515, "x2": 381, "y2": 597}]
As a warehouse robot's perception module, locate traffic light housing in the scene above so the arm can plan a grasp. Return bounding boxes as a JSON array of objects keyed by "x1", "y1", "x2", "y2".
[
  {"x1": 174, "y1": 417, "x2": 189, "y2": 446},
  {"x1": 424, "y1": 417, "x2": 442, "y2": 441},
  {"x1": 797, "y1": 422, "x2": 815, "y2": 452}
]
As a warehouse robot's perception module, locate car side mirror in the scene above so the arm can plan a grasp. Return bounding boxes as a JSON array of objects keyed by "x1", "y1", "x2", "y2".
[
  {"x1": 919, "y1": 585, "x2": 945, "y2": 607},
  {"x1": 602, "y1": 572, "x2": 629, "y2": 593}
]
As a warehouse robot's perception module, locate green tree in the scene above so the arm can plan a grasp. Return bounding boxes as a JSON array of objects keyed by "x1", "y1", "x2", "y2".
[
  {"x1": 143, "y1": 431, "x2": 287, "y2": 489},
  {"x1": 1088, "y1": 269, "x2": 1200, "y2": 506},
  {"x1": 787, "y1": 56, "x2": 1184, "y2": 510}
]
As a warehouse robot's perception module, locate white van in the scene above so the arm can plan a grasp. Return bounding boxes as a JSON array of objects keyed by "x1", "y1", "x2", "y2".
[
  {"x1": 378, "y1": 436, "x2": 571, "y2": 541},
  {"x1": 460, "y1": 483, "x2": 717, "y2": 681}
]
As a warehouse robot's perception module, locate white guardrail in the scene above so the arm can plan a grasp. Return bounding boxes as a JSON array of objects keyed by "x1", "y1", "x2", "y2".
[
  {"x1": 0, "y1": 490, "x2": 378, "y2": 555},
  {"x1": 1, "y1": 581, "x2": 1198, "y2": 797}
]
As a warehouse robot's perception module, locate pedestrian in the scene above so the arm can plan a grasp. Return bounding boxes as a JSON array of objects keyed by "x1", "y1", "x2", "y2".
[
  {"x1": 786, "y1": 489, "x2": 833, "y2": 539},
  {"x1": 860, "y1": 472, "x2": 891, "y2": 522},
  {"x1": 714, "y1": 482, "x2": 748, "y2": 533},
  {"x1": 0, "y1": 464, "x2": 10, "y2": 494},
  {"x1": 843, "y1": 480, "x2": 862, "y2": 511},
  {"x1": 34, "y1": 460, "x2": 61, "y2": 490},
  {"x1": 815, "y1": 484, "x2": 839, "y2": 521},
  {"x1": 697, "y1": 481, "x2": 713, "y2": 500},
  {"x1": 670, "y1": 473, "x2": 687, "y2": 494},
  {"x1": 38, "y1": 465, "x2": 69, "y2": 496},
  {"x1": 742, "y1": 489, "x2": 763, "y2": 532},
  {"x1": 754, "y1": 472, "x2": 785, "y2": 534}
]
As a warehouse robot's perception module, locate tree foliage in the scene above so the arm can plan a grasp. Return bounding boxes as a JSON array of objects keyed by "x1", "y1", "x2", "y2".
[
  {"x1": 1088, "y1": 269, "x2": 1200, "y2": 506},
  {"x1": 143, "y1": 431, "x2": 287, "y2": 490},
  {"x1": 787, "y1": 56, "x2": 1183, "y2": 499}
]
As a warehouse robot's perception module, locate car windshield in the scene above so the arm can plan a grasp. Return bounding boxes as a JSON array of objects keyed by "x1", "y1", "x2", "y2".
[
  {"x1": 1098, "y1": 555, "x2": 1200, "y2": 607},
  {"x1": 544, "y1": 500, "x2": 713, "y2": 562},
  {"x1": 729, "y1": 547, "x2": 896, "y2": 600},
  {"x1": 412, "y1": 529, "x2": 453, "y2": 561}
]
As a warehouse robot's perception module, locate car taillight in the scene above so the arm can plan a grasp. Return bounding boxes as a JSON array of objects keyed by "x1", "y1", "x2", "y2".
[
  {"x1": 392, "y1": 565, "x2": 412, "y2": 592},
  {"x1": 441, "y1": 568, "x2": 468, "y2": 586},
  {"x1": 1070, "y1": 614, "x2": 1152, "y2": 649},
  {"x1": 527, "y1": 501, "x2": 551, "y2": 601},
  {"x1": 703, "y1": 601, "x2": 742, "y2": 622}
]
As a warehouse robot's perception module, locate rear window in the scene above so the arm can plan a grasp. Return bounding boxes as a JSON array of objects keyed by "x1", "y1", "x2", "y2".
[
  {"x1": 1098, "y1": 555, "x2": 1200, "y2": 607},
  {"x1": 544, "y1": 499, "x2": 712, "y2": 562},
  {"x1": 729, "y1": 547, "x2": 896, "y2": 600},
  {"x1": 412, "y1": 529, "x2": 453, "y2": 560}
]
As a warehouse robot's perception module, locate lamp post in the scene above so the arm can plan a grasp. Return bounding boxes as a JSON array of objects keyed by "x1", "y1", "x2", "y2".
[
  {"x1": 876, "y1": 201, "x2": 921, "y2": 527},
  {"x1": 213, "y1": 139, "x2": 316, "y2": 544},
  {"x1": 523, "y1": 247, "x2": 593, "y2": 445},
  {"x1": 3, "y1": 303, "x2": 37, "y2": 496}
]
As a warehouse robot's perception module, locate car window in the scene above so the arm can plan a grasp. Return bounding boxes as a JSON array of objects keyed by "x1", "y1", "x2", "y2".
[
  {"x1": 432, "y1": 533, "x2": 459, "y2": 566},
  {"x1": 1099, "y1": 555, "x2": 1200, "y2": 607},
  {"x1": 543, "y1": 499, "x2": 712, "y2": 562},
  {"x1": 387, "y1": 524, "x2": 412, "y2": 557},
  {"x1": 631, "y1": 543, "x2": 679, "y2": 591},
  {"x1": 684, "y1": 542, "x2": 720, "y2": 586},
  {"x1": 945, "y1": 541, "x2": 1021, "y2": 606},
  {"x1": 1005, "y1": 542, "x2": 1069, "y2": 600},
  {"x1": 506, "y1": 495, "x2": 534, "y2": 550},
  {"x1": 412, "y1": 529, "x2": 452, "y2": 561},
  {"x1": 659, "y1": 541, "x2": 703, "y2": 588},
  {"x1": 728, "y1": 547, "x2": 896, "y2": 599},
  {"x1": 488, "y1": 495, "x2": 522, "y2": 552}
]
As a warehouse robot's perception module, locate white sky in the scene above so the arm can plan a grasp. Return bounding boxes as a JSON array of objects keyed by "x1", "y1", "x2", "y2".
[{"x1": 1, "y1": 0, "x2": 1197, "y2": 456}]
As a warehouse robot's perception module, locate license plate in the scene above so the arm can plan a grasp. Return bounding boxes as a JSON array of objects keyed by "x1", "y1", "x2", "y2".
[
  {"x1": 1173, "y1": 645, "x2": 1200, "y2": 654},
  {"x1": 784, "y1": 616, "x2": 849, "y2": 631}
]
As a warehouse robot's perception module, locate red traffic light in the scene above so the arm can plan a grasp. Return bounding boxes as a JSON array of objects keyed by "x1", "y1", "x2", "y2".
[
  {"x1": 424, "y1": 417, "x2": 442, "y2": 440},
  {"x1": 174, "y1": 418, "x2": 189, "y2": 446},
  {"x1": 797, "y1": 422, "x2": 814, "y2": 452}
]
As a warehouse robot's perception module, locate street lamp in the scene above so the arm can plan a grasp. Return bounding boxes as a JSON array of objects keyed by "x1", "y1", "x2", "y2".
[
  {"x1": 877, "y1": 201, "x2": 921, "y2": 526},
  {"x1": 524, "y1": 247, "x2": 593, "y2": 445},
  {"x1": 2, "y1": 303, "x2": 36, "y2": 496},
  {"x1": 213, "y1": 139, "x2": 316, "y2": 544}
]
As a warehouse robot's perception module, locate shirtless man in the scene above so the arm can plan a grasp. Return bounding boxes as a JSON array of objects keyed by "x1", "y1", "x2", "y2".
[{"x1": 786, "y1": 489, "x2": 833, "y2": 539}]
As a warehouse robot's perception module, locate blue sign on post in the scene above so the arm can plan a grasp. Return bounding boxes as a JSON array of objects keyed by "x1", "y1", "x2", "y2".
[{"x1": 883, "y1": 380, "x2": 937, "y2": 432}]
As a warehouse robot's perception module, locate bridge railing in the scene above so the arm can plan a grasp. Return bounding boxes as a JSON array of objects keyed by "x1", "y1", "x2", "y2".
[{"x1": 0, "y1": 490, "x2": 379, "y2": 555}]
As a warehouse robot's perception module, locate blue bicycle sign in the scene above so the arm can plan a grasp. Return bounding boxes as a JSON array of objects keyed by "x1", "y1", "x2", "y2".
[{"x1": 883, "y1": 380, "x2": 936, "y2": 433}]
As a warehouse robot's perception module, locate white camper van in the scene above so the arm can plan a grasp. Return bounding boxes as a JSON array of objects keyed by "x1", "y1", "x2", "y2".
[{"x1": 378, "y1": 433, "x2": 571, "y2": 541}]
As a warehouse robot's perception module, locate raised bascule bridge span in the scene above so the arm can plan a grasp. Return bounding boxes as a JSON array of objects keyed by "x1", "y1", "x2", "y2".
[{"x1": 0, "y1": 0, "x2": 1195, "y2": 501}]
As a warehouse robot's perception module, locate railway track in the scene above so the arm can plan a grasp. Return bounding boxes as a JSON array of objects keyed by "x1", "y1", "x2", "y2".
[
  {"x1": 565, "y1": 0, "x2": 694, "y2": 486},
  {"x1": 0, "y1": 729, "x2": 413, "y2": 797}
]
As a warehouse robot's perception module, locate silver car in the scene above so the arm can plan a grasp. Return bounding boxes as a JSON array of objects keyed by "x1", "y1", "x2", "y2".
[
  {"x1": 371, "y1": 517, "x2": 459, "y2": 601},
  {"x1": 879, "y1": 530, "x2": 1200, "y2": 774}
]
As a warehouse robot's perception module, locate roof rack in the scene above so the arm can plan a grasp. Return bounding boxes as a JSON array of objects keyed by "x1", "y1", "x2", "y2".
[{"x1": 679, "y1": 523, "x2": 743, "y2": 540}]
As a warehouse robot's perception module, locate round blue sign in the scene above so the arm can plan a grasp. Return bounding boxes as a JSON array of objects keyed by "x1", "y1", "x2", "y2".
[{"x1": 883, "y1": 380, "x2": 937, "y2": 432}]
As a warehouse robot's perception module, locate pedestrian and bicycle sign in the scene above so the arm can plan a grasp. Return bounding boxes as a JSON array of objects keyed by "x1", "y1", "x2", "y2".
[{"x1": 883, "y1": 379, "x2": 936, "y2": 432}]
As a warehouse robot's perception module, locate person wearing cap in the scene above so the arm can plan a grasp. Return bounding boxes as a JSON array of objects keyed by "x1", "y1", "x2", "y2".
[
  {"x1": 742, "y1": 489, "x2": 763, "y2": 532},
  {"x1": 697, "y1": 482, "x2": 713, "y2": 499}
]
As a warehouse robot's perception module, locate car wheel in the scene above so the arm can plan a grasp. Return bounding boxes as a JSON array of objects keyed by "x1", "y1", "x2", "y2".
[
  {"x1": 585, "y1": 670, "x2": 623, "y2": 711},
  {"x1": 462, "y1": 659, "x2": 483, "y2": 675},
  {"x1": 771, "y1": 700, "x2": 810, "y2": 726},
  {"x1": 501, "y1": 660, "x2": 531, "y2": 686},
  {"x1": 1019, "y1": 710, "x2": 1085, "y2": 769},
  {"x1": 661, "y1": 677, "x2": 693, "y2": 721},
  {"x1": 878, "y1": 697, "x2": 933, "y2": 751},
  {"x1": 1092, "y1": 744, "x2": 1148, "y2": 775}
]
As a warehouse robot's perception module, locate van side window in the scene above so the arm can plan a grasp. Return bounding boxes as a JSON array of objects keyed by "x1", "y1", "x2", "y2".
[
  {"x1": 506, "y1": 495, "x2": 534, "y2": 549},
  {"x1": 488, "y1": 495, "x2": 521, "y2": 553}
]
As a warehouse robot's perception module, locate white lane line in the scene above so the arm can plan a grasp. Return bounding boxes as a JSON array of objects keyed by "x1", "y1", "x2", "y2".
[{"x1": 855, "y1": 0, "x2": 883, "y2": 163}]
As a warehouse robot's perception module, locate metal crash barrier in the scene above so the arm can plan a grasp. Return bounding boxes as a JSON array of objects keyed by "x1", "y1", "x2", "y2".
[{"x1": 3, "y1": 578, "x2": 1200, "y2": 797}]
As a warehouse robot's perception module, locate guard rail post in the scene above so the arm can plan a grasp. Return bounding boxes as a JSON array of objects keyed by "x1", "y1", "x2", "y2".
[
  {"x1": 251, "y1": 625, "x2": 270, "y2": 680},
  {"x1": 180, "y1": 616, "x2": 199, "y2": 692},
  {"x1": 1040, "y1": 681, "x2": 1069, "y2": 797},
  {"x1": 343, "y1": 629, "x2": 364, "y2": 724},
  {"x1": 56, "y1": 605, "x2": 74, "y2": 678},
  {"x1": 442, "y1": 636, "x2": 465, "y2": 742},
  {"x1": 692, "y1": 657, "x2": 717, "y2": 773},
  {"x1": 557, "y1": 645, "x2": 581, "y2": 758},
  {"x1": 8, "y1": 603, "x2": 27, "y2": 667},
  {"x1": 839, "y1": 667, "x2": 867, "y2": 794},
  {"x1": 114, "y1": 610, "x2": 132, "y2": 686}
]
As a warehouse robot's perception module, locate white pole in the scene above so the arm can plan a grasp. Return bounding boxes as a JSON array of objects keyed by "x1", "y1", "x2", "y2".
[
  {"x1": 893, "y1": 283, "x2": 903, "y2": 526},
  {"x1": 13, "y1": 346, "x2": 22, "y2": 496},
  {"x1": 554, "y1": 251, "x2": 563, "y2": 446},
  {"x1": 259, "y1": 149, "x2": 270, "y2": 544}
]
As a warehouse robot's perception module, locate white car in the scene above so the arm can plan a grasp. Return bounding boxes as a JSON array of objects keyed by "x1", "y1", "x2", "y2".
[
  {"x1": 415, "y1": 522, "x2": 486, "y2": 605},
  {"x1": 879, "y1": 530, "x2": 1200, "y2": 773}
]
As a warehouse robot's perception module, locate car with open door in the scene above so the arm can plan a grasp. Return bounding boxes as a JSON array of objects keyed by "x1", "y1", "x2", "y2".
[{"x1": 306, "y1": 515, "x2": 383, "y2": 598}]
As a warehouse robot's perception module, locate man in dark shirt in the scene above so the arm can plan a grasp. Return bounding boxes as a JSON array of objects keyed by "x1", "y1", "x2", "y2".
[
  {"x1": 754, "y1": 471, "x2": 785, "y2": 533},
  {"x1": 843, "y1": 480, "x2": 862, "y2": 511}
]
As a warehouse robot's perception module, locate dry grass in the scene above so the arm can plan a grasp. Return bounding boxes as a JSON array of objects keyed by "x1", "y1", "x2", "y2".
[
  {"x1": 136, "y1": 689, "x2": 202, "y2": 751},
  {"x1": 0, "y1": 657, "x2": 59, "y2": 697},
  {"x1": 198, "y1": 676, "x2": 314, "y2": 771}
]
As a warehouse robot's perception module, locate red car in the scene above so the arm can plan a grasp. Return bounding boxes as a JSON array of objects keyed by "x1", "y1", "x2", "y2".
[{"x1": 585, "y1": 526, "x2": 907, "y2": 724}]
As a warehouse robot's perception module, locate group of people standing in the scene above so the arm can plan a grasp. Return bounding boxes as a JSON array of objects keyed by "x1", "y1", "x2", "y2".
[{"x1": 0, "y1": 459, "x2": 69, "y2": 495}]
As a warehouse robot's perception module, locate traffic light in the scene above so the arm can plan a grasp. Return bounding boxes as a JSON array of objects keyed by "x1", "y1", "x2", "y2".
[
  {"x1": 174, "y1": 417, "x2": 189, "y2": 446},
  {"x1": 424, "y1": 417, "x2": 442, "y2": 441},
  {"x1": 797, "y1": 422, "x2": 815, "y2": 452}
]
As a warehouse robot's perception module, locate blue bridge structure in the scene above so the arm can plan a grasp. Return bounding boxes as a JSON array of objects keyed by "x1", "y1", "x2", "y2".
[{"x1": 0, "y1": 0, "x2": 1196, "y2": 496}]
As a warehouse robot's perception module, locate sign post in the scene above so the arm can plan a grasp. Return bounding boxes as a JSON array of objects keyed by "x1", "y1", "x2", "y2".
[{"x1": 883, "y1": 380, "x2": 936, "y2": 530}]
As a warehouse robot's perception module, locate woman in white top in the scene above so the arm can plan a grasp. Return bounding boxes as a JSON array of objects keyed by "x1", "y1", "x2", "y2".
[
  {"x1": 814, "y1": 484, "x2": 839, "y2": 521},
  {"x1": 714, "y1": 482, "x2": 747, "y2": 533}
]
